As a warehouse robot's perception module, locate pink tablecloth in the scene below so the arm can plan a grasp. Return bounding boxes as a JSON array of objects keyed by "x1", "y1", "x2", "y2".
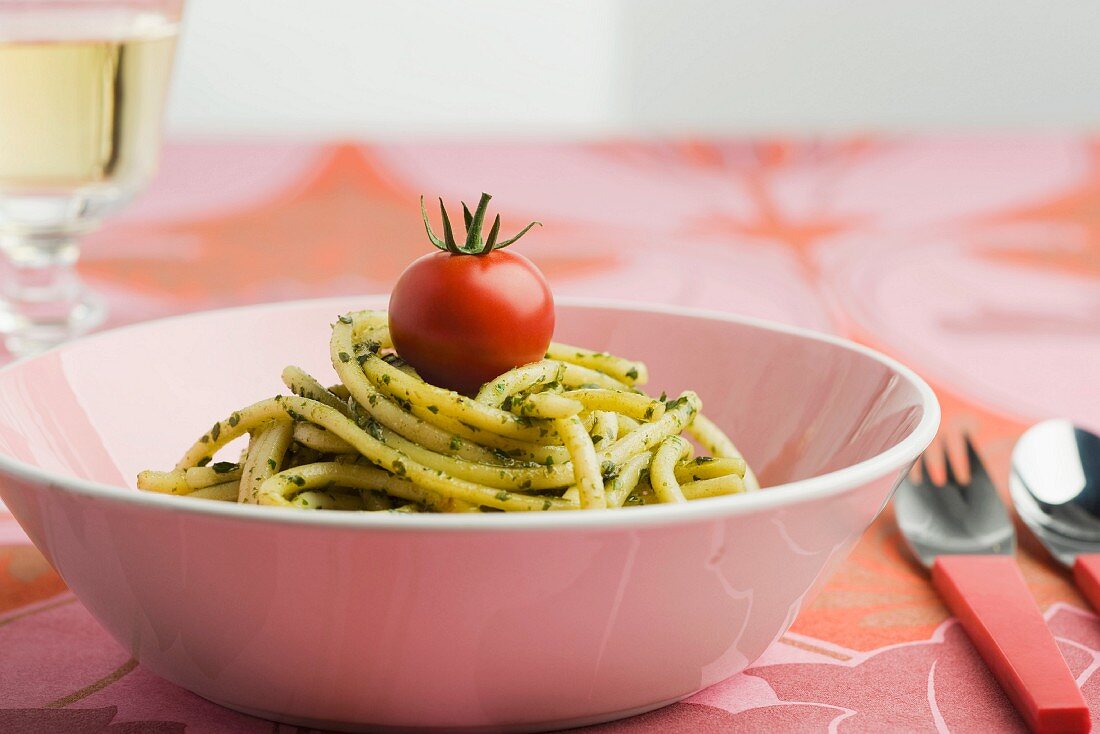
[{"x1": 2, "y1": 139, "x2": 1099, "y2": 732}]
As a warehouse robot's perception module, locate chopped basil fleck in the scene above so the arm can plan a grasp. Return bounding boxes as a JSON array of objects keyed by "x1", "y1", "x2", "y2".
[
  {"x1": 210, "y1": 422, "x2": 221, "y2": 441},
  {"x1": 427, "y1": 405, "x2": 439, "y2": 414},
  {"x1": 449, "y1": 436, "x2": 462, "y2": 451},
  {"x1": 267, "y1": 458, "x2": 277, "y2": 471},
  {"x1": 338, "y1": 314, "x2": 353, "y2": 324},
  {"x1": 288, "y1": 475, "x2": 306, "y2": 487},
  {"x1": 365, "y1": 417, "x2": 384, "y2": 441},
  {"x1": 197, "y1": 456, "x2": 211, "y2": 467},
  {"x1": 665, "y1": 396, "x2": 689, "y2": 412},
  {"x1": 495, "y1": 490, "x2": 510, "y2": 501},
  {"x1": 392, "y1": 460, "x2": 407, "y2": 476},
  {"x1": 338, "y1": 351, "x2": 351, "y2": 363},
  {"x1": 381, "y1": 374, "x2": 390, "y2": 384},
  {"x1": 212, "y1": 461, "x2": 238, "y2": 474},
  {"x1": 228, "y1": 412, "x2": 241, "y2": 427},
  {"x1": 625, "y1": 367, "x2": 639, "y2": 380}
]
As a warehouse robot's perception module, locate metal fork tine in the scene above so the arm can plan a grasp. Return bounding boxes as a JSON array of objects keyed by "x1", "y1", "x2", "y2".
[
  {"x1": 942, "y1": 444, "x2": 959, "y2": 488},
  {"x1": 957, "y1": 433, "x2": 996, "y2": 513},
  {"x1": 916, "y1": 453, "x2": 931, "y2": 486},
  {"x1": 963, "y1": 432, "x2": 989, "y2": 481}
]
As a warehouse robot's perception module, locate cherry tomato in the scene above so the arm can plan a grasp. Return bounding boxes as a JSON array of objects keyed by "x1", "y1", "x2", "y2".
[{"x1": 388, "y1": 195, "x2": 554, "y2": 395}]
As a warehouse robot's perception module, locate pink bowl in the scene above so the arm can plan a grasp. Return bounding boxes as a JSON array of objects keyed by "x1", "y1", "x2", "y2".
[{"x1": 0, "y1": 297, "x2": 938, "y2": 732}]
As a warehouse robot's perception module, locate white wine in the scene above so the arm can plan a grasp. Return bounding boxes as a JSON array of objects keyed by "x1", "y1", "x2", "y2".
[{"x1": 0, "y1": 10, "x2": 178, "y2": 195}]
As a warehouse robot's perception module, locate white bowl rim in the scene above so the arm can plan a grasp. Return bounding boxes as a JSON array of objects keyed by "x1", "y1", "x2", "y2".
[{"x1": 0, "y1": 296, "x2": 940, "y2": 532}]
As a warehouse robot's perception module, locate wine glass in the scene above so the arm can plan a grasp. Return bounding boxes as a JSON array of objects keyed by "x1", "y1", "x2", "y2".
[{"x1": 0, "y1": 0, "x2": 183, "y2": 355}]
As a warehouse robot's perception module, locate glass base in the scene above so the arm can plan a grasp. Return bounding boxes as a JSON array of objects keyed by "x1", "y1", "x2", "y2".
[{"x1": 0, "y1": 285, "x2": 105, "y2": 357}]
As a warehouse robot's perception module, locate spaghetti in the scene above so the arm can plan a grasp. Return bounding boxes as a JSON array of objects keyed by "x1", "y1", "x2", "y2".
[{"x1": 137, "y1": 310, "x2": 757, "y2": 512}]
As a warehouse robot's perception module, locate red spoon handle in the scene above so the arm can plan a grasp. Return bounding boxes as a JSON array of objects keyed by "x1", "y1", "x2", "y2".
[
  {"x1": 1074, "y1": 555, "x2": 1100, "y2": 613},
  {"x1": 932, "y1": 555, "x2": 1090, "y2": 734}
]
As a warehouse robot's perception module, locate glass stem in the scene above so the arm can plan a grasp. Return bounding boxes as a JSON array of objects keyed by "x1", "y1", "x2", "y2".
[{"x1": 0, "y1": 230, "x2": 105, "y2": 356}]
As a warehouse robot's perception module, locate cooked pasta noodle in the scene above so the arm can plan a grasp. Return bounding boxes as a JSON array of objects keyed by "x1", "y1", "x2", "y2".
[
  {"x1": 685, "y1": 413, "x2": 761, "y2": 492},
  {"x1": 555, "y1": 414, "x2": 606, "y2": 509},
  {"x1": 189, "y1": 481, "x2": 240, "y2": 501},
  {"x1": 649, "y1": 435, "x2": 693, "y2": 504},
  {"x1": 137, "y1": 309, "x2": 758, "y2": 512}
]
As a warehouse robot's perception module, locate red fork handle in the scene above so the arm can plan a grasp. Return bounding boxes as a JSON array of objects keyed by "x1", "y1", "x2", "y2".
[
  {"x1": 1074, "y1": 555, "x2": 1100, "y2": 613},
  {"x1": 933, "y1": 555, "x2": 1090, "y2": 733}
]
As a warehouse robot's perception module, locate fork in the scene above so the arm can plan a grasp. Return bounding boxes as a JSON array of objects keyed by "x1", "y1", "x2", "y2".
[{"x1": 894, "y1": 437, "x2": 1089, "y2": 734}]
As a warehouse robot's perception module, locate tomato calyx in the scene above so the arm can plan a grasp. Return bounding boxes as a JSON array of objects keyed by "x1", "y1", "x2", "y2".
[{"x1": 420, "y1": 193, "x2": 541, "y2": 256}]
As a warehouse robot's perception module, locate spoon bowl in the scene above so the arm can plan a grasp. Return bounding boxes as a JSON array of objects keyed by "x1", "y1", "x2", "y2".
[{"x1": 1010, "y1": 419, "x2": 1100, "y2": 566}]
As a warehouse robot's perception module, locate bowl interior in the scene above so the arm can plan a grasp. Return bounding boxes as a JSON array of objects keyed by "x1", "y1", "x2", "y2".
[{"x1": 0, "y1": 298, "x2": 927, "y2": 494}]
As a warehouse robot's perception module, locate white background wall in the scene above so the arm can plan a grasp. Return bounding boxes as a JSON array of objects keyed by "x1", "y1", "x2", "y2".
[{"x1": 167, "y1": 0, "x2": 1100, "y2": 138}]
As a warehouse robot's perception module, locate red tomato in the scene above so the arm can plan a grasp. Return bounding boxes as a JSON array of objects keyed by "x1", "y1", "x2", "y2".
[{"x1": 388, "y1": 196, "x2": 554, "y2": 395}]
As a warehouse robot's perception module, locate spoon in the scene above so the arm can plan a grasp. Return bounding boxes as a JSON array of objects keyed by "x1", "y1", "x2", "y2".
[{"x1": 1010, "y1": 419, "x2": 1100, "y2": 608}]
